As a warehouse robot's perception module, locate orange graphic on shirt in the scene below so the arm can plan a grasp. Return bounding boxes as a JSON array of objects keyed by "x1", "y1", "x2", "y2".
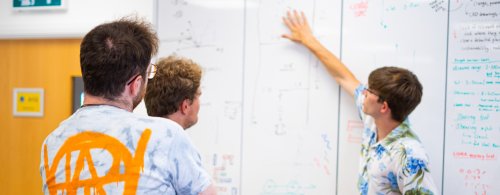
[{"x1": 43, "y1": 129, "x2": 152, "y2": 195}]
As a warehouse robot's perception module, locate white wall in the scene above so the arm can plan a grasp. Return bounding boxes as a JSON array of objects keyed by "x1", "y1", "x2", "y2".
[{"x1": 0, "y1": 0, "x2": 154, "y2": 39}]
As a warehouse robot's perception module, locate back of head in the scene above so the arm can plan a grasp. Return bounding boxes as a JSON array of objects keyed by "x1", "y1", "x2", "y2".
[
  {"x1": 80, "y1": 16, "x2": 159, "y2": 100},
  {"x1": 145, "y1": 55, "x2": 202, "y2": 117},
  {"x1": 368, "y1": 67, "x2": 423, "y2": 122}
]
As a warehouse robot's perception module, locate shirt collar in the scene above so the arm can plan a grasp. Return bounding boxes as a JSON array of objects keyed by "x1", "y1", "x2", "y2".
[{"x1": 370, "y1": 119, "x2": 419, "y2": 148}]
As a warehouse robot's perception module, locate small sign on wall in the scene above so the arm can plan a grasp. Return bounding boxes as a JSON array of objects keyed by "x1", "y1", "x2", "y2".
[
  {"x1": 13, "y1": 0, "x2": 67, "y2": 11},
  {"x1": 13, "y1": 88, "x2": 44, "y2": 117}
]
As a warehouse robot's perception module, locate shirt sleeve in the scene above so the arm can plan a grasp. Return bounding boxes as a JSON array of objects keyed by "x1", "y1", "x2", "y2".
[
  {"x1": 169, "y1": 132, "x2": 212, "y2": 195},
  {"x1": 40, "y1": 140, "x2": 49, "y2": 194},
  {"x1": 395, "y1": 141, "x2": 438, "y2": 195},
  {"x1": 354, "y1": 84, "x2": 367, "y2": 121}
]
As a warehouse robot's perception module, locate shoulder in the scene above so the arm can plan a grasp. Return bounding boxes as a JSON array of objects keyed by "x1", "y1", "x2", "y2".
[
  {"x1": 388, "y1": 129, "x2": 431, "y2": 170},
  {"x1": 43, "y1": 108, "x2": 186, "y2": 154},
  {"x1": 389, "y1": 136, "x2": 432, "y2": 177},
  {"x1": 387, "y1": 123, "x2": 427, "y2": 158},
  {"x1": 132, "y1": 113, "x2": 183, "y2": 131},
  {"x1": 392, "y1": 137, "x2": 429, "y2": 160}
]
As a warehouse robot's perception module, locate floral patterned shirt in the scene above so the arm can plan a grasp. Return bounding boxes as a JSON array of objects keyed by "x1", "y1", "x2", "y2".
[
  {"x1": 355, "y1": 85, "x2": 438, "y2": 195},
  {"x1": 40, "y1": 105, "x2": 211, "y2": 194}
]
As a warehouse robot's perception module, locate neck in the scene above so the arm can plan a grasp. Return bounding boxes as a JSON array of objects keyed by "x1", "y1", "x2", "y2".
[
  {"x1": 374, "y1": 117, "x2": 401, "y2": 142},
  {"x1": 83, "y1": 93, "x2": 133, "y2": 112},
  {"x1": 164, "y1": 113, "x2": 187, "y2": 130}
]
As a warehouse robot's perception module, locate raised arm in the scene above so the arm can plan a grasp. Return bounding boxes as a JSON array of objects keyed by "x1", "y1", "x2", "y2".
[{"x1": 282, "y1": 10, "x2": 360, "y2": 96}]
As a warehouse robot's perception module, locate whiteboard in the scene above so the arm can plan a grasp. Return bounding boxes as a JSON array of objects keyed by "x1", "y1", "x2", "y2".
[
  {"x1": 242, "y1": 0, "x2": 341, "y2": 194},
  {"x1": 150, "y1": 0, "x2": 500, "y2": 194},
  {"x1": 444, "y1": 0, "x2": 500, "y2": 194},
  {"x1": 156, "y1": 0, "x2": 245, "y2": 193}
]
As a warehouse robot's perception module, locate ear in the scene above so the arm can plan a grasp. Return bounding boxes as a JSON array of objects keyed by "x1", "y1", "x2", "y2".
[
  {"x1": 127, "y1": 75, "x2": 144, "y2": 97},
  {"x1": 179, "y1": 99, "x2": 191, "y2": 115},
  {"x1": 380, "y1": 101, "x2": 390, "y2": 114}
]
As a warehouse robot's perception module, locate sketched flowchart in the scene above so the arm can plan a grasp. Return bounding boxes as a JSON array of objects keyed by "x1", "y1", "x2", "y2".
[{"x1": 156, "y1": 0, "x2": 245, "y2": 194}]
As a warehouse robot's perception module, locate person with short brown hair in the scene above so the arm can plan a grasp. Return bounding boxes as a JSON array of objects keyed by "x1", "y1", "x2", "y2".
[
  {"x1": 80, "y1": 17, "x2": 159, "y2": 102},
  {"x1": 368, "y1": 67, "x2": 423, "y2": 123},
  {"x1": 283, "y1": 11, "x2": 437, "y2": 195}
]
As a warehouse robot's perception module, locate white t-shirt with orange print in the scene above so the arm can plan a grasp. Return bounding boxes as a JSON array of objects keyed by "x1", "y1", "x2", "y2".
[{"x1": 40, "y1": 105, "x2": 211, "y2": 195}]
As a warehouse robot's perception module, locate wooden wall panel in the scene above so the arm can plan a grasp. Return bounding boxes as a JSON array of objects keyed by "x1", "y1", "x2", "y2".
[{"x1": 0, "y1": 39, "x2": 81, "y2": 195}]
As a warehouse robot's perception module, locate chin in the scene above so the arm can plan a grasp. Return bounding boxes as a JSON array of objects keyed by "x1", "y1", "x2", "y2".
[
  {"x1": 185, "y1": 120, "x2": 198, "y2": 130},
  {"x1": 184, "y1": 124, "x2": 193, "y2": 130}
]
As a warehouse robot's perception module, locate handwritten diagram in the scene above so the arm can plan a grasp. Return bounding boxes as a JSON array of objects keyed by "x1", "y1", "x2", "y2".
[
  {"x1": 157, "y1": 1, "x2": 244, "y2": 194},
  {"x1": 154, "y1": 0, "x2": 500, "y2": 194},
  {"x1": 242, "y1": 0, "x2": 341, "y2": 194}
]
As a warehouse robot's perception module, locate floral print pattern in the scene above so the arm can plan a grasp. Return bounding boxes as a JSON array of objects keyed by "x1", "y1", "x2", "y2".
[{"x1": 355, "y1": 85, "x2": 438, "y2": 195}]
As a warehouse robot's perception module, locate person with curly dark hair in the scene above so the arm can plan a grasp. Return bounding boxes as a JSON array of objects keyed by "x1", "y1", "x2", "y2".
[{"x1": 40, "y1": 17, "x2": 216, "y2": 195}]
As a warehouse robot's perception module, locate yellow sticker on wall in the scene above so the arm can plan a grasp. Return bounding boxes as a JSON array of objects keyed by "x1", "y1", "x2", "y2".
[{"x1": 13, "y1": 88, "x2": 44, "y2": 117}]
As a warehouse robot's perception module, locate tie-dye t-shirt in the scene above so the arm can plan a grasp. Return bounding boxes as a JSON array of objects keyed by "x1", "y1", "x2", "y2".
[
  {"x1": 354, "y1": 85, "x2": 438, "y2": 195},
  {"x1": 40, "y1": 105, "x2": 211, "y2": 194}
]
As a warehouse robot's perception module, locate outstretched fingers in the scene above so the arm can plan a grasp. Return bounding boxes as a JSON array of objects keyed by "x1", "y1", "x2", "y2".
[
  {"x1": 293, "y1": 10, "x2": 303, "y2": 25},
  {"x1": 301, "y1": 11, "x2": 309, "y2": 26},
  {"x1": 282, "y1": 11, "x2": 297, "y2": 40},
  {"x1": 287, "y1": 11, "x2": 298, "y2": 28},
  {"x1": 282, "y1": 10, "x2": 312, "y2": 43},
  {"x1": 283, "y1": 15, "x2": 294, "y2": 30}
]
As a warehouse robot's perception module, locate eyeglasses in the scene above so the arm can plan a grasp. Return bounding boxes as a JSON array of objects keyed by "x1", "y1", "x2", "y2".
[
  {"x1": 126, "y1": 74, "x2": 140, "y2": 85},
  {"x1": 126, "y1": 63, "x2": 157, "y2": 85},
  {"x1": 147, "y1": 63, "x2": 157, "y2": 79},
  {"x1": 364, "y1": 87, "x2": 385, "y2": 101}
]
